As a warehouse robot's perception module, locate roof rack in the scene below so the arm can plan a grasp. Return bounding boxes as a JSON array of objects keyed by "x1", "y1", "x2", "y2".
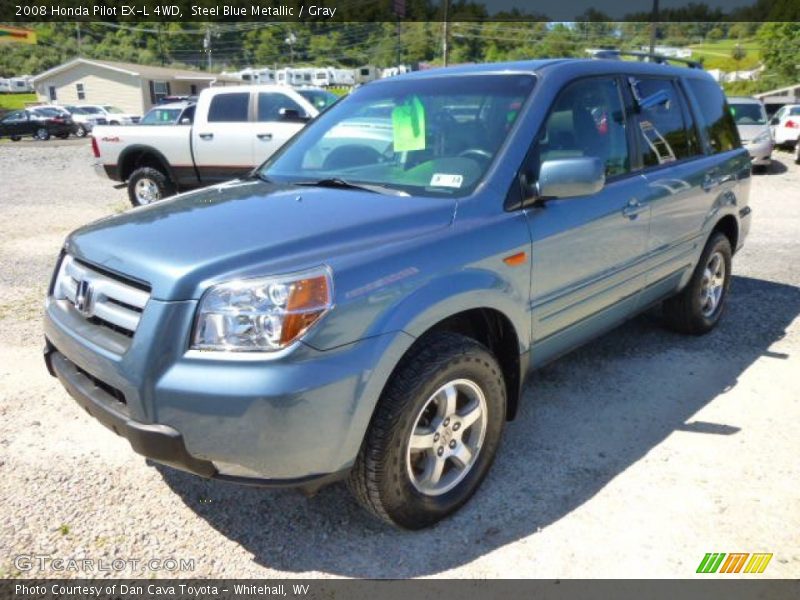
[{"x1": 590, "y1": 49, "x2": 702, "y2": 70}]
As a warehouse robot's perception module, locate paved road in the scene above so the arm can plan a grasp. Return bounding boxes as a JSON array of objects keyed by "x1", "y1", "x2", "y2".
[{"x1": 0, "y1": 143, "x2": 798, "y2": 578}]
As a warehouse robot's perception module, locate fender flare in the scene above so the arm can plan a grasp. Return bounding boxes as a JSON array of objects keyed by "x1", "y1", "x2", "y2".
[{"x1": 118, "y1": 145, "x2": 176, "y2": 184}]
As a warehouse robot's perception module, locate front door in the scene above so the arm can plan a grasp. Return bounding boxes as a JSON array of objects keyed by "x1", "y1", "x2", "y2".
[{"x1": 522, "y1": 76, "x2": 651, "y2": 365}]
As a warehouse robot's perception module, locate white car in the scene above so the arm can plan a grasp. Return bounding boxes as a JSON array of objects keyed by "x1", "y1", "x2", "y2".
[
  {"x1": 92, "y1": 85, "x2": 319, "y2": 206},
  {"x1": 63, "y1": 105, "x2": 108, "y2": 137},
  {"x1": 728, "y1": 96, "x2": 773, "y2": 170},
  {"x1": 81, "y1": 104, "x2": 140, "y2": 125},
  {"x1": 769, "y1": 104, "x2": 800, "y2": 148}
]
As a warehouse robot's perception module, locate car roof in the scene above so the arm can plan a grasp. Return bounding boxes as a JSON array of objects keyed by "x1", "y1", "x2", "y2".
[
  {"x1": 150, "y1": 102, "x2": 193, "y2": 110},
  {"x1": 727, "y1": 96, "x2": 762, "y2": 104},
  {"x1": 377, "y1": 58, "x2": 712, "y2": 82}
]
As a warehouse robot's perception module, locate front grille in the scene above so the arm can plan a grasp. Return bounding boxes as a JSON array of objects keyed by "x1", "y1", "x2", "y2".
[{"x1": 54, "y1": 255, "x2": 150, "y2": 337}]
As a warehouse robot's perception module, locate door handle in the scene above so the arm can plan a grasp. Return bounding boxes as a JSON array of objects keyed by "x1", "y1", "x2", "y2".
[
  {"x1": 702, "y1": 174, "x2": 720, "y2": 192},
  {"x1": 256, "y1": 133, "x2": 273, "y2": 141},
  {"x1": 198, "y1": 132, "x2": 213, "y2": 140},
  {"x1": 622, "y1": 198, "x2": 646, "y2": 220}
]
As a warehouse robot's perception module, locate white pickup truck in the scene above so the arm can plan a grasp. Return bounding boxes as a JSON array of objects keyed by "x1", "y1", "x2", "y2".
[{"x1": 92, "y1": 85, "x2": 320, "y2": 206}]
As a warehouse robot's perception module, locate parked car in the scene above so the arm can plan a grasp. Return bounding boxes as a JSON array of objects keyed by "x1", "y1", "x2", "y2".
[
  {"x1": 139, "y1": 101, "x2": 196, "y2": 126},
  {"x1": 769, "y1": 103, "x2": 800, "y2": 157},
  {"x1": 0, "y1": 108, "x2": 75, "y2": 141},
  {"x1": 728, "y1": 96, "x2": 773, "y2": 171},
  {"x1": 27, "y1": 106, "x2": 78, "y2": 139},
  {"x1": 45, "y1": 58, "x2": 751, "y2": 529},
  {"x1": 92, "y1": 85, "x2": 320, "y2": 206},
  {"x1": 81, "y1": 104, "x2": 140, "y2": 125},
  {"x1": 63, "y1": 105, "x2": 109, "y2": 137}
]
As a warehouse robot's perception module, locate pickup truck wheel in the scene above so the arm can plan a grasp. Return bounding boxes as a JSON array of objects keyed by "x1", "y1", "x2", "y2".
[
  {"x1": 348, "y1": 332, "x2": 506, "y2": 529},
  {"x1": 127, "y1": 167, "x2": 175, "y2": 207},
  {"x1": 35, "y1": 127, "x2": 50, "y2": 141},
  {"x1": 663, "y1": 232, "x2": 732, "y2": 335}
]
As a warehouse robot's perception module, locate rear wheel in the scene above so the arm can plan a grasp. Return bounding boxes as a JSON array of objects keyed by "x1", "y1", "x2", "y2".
[
  {"x1": 663, "y1": 232, "x2": 732, "y2": 335},
  {"x1": 127, "y1": 166, "x2": 175, "y2": 207},
  {"x1": 10, "y1": 135, "x2": 21, "y2": 142},
  {"x1": 75, "y1": 125, "x2": 88, "y2": 138},
  {"x1": 35, "y1": 127, "x2": 50, "y2": 141},
  {"x1": 348, "y1": 332, "x2": 506, "y2": 529}
]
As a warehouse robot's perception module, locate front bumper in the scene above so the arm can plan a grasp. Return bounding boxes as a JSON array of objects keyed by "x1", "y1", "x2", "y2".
[
  {"x1": 745, "y1": 139, "x2": 773, "y2": 166},
  {"x1": 44, "y1": 296, "x2": 413, "y2": 487}
]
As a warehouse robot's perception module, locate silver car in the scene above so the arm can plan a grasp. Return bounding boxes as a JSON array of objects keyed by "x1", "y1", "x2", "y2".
[{"x1": 729, "y1": 96, "x2": 773, "y2": 170}]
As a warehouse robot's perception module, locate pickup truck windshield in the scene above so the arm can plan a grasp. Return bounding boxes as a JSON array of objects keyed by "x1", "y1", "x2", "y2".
[{"x1": 261, "y1": 74, "x2": 535, "y2": 197}]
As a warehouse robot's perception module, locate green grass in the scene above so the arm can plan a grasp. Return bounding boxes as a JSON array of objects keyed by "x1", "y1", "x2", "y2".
[
  {"x1": 688, "y1": 39, "x2": 761, "y2": 71},
  {"x1": 0, "y1": 92, "x2": 37, "y2": 111}
]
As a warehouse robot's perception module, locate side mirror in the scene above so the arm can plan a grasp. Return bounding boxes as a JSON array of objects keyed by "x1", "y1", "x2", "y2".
[
  {"x1": 770, "y1": 117, "x2": 779, "y2": 126},
  {"x1": 180, "y1": 117, "x2": 192, "y2": 125},
  {"x1": 279, "y1": 108, "x2": 309, "y2": 122},
  {"x1": 536, "y1": 157, "x2": 605, "y2": 200}
]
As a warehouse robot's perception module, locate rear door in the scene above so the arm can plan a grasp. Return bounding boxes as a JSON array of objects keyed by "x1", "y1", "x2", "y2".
[
  {"x1": 192, "y1": 90, "x2": 255, "y2": 183},
  {"x1": 523, "y1": 76, "x2": 651, "y2": 364},
  {"x1": 631, "y1": 76, "x2": 712, "y2": 301},
  {"x1": 253, "y1": 91, "x2": 313, "y2": 165}
]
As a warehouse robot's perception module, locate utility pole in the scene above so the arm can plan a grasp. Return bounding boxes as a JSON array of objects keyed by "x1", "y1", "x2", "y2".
[
  {"x1": 76, "y1": 22, "x2": 81, "y2": 56},
  {"x1": 285, "y1": 32, "x2": 297, "y2": 66},
  {"x1": 648, "y1": 0, "x2": 660, "y2": 55},
  {"x1": 204, "y1": 27, "x2": 212, "y2": 71},
  {"x1": 442, "y1": 0, "x2": 449, "y2": 67}
]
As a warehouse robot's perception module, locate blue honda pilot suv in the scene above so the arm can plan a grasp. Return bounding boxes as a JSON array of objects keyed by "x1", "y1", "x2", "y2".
[{"x1": 44, "y1": 58, "x2": 751, "y2": 529}]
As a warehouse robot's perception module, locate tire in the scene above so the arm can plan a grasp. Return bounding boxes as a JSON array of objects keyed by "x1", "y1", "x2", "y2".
[
  {"x1": 75, "y1": 125, "x2": 87, "y2": 138},
  {"x1": 794, "y1": 138, "x2": 800, "y2": 165},
  {"x1": 10, "y1": 135, "x2": 21, "y2": 142},
  {"x1": 35, "y1": 127, "x2": 50, "y2": 141},
  {"x1": 663, "y1": 232, "x2": 732, "y2": 335},
  {"x1": 348, "y1": 332, "x2": 506, "y2": 529},
  {"x1": 127, "y1": 166, "x2": 175, "y2": 207}
]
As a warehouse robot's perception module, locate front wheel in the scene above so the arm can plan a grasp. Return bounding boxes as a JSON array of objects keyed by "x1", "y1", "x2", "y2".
[
  {"x1": 35, "y1": 127, "x2": 50, "y2": 141},
  {"x1": 348, "y1": 332, "x2": 506, "y2": 529},
  {"x1": 127, "y1": 166, "x2": 175, "y2": 207},
  {"x1": 663, "y1": 232, "x2": 732, "y2": 335},
  {"x1": 75, "y1": 125, "x2": 87, "y2": 138}
]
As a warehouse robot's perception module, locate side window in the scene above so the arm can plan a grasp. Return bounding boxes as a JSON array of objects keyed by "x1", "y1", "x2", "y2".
[
  {"x1": 257, "y1": 93, "x2": 306, "y2": 122},
  {"x1": 76, "y1": 83, "x2": 86, "y2": 100},
  {"x1": 633, "y1": 78, "x2": 698, "y2": 165},
  {"x1": 2, "y1": 110, "x2": 25, "y2": 123},
  {"x1": 207, "y1": 93, "x2": 250, "y2": 123},
  {"x1": 685, "y1": 79, "x2": 739, "y2": 154},
  {"x1": 537, "y1": 77, "x2": 629, "y2": 177}
]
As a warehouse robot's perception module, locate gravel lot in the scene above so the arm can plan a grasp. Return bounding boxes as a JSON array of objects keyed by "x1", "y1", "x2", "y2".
[{"x1": 0, "y1": 140, "x2": 798, "y2": 579}]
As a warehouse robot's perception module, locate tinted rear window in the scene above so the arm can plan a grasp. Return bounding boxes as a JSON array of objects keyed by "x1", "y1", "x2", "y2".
[
  {"x1": 208, "y1": 93, "x2": 250, "y2": 123},
  {"x1": 634, "y1": 78, "x2": 699, "y2": 166},
  {"x1": 686, "y1": 79, "x2": 740, "y2": 154}
]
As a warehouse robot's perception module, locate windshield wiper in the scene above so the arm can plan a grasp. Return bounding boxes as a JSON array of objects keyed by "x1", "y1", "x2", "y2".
[{"x1": 294, "y1": 177, "x2": 408, "y2": 197}]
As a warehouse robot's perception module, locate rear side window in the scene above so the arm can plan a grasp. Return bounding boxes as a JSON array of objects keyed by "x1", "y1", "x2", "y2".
[
  {"x1": 207, "y1": 93, "x2": 250, "y2": 123},
  {"x1": 633, "y1": 78, "x2": 698, "y2": 166},
  {"x1": 686, "y1": 79, "x2": 739, "y2": 154},
  {"x1": 257, "y1": 93, "x2": 307, "y2": 121}
]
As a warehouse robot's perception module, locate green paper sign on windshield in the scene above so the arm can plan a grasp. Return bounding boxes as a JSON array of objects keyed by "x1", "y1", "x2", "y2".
[{"x1": 392, "y1": 95, "x2": 426, "y2": 152}]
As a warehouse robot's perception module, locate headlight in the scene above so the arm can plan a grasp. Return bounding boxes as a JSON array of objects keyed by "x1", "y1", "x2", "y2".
[
  {"x1": 192, "y1": 266, "x2": 333, "y2": 352},
  {"x1": 751, "y1": 130, "x2": 772, "y2": 144}
]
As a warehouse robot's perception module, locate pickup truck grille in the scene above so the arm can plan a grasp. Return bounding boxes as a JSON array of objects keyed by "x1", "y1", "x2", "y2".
[{"x1": 54, "y1": 255, "x2": 150, "y2": 337}]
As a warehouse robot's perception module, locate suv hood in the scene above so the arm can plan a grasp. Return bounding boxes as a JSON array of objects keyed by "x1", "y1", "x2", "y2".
[{"x1": 66, "y1": 179, "x2": 456, "y2": 300}]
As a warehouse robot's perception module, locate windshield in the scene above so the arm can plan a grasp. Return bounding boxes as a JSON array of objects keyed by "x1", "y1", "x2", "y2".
[
  {"x1": 66, "y1": 106, "x2": 89, "y2": 114},
  {"x1": 297, "y1": 89, "x2": 339, "y2": 112},
  {"x1": 262, "y1": 74, "x2": 535, "y2": 198},
  {"x1": 104, "y1": 106, "x2": 123, "y2": 114},
  {"x1": 140, "y1": 107, "x2": 182, "y2": 125},
  {"x1": 730, "y1": 102, "x2": 766, "y2": 125}
]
